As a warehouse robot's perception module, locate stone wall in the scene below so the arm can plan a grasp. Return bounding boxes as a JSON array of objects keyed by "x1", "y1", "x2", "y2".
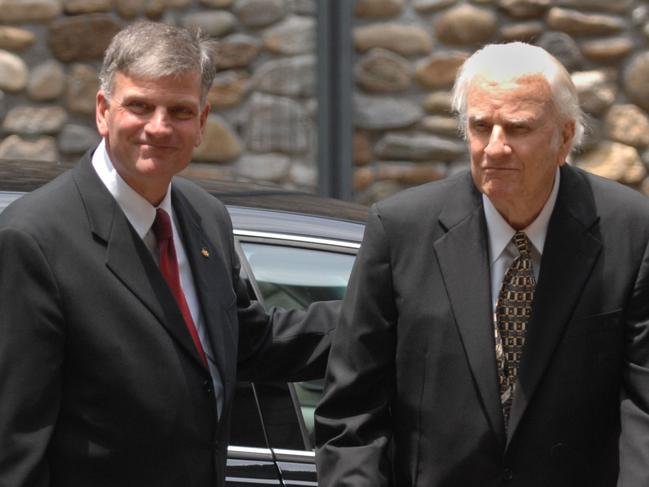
[
  {"x1": 352, "y1": 0, "x2": 649, "y2": 203},
  {"x1": 1, "y1": 0, "x2": 648, "y2": 201},
  {"x1": 0, "y1": 0, "x2": 319, "y2": 190}
]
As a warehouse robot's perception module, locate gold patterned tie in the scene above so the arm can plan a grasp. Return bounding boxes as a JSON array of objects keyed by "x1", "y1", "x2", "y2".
[{"x1": 495, "y1": 231, "x2": 535, "y2": 426}]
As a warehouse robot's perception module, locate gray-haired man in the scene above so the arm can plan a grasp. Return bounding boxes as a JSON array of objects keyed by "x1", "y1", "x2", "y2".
[
  {"x1": 0, "y1": 21, "x2": 337, "y2": 487},
  {"x1": 316, "y1": 42, "x2": 649, "y2": 486}
]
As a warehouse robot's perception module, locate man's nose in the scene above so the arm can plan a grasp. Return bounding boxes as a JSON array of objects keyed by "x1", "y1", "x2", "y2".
[
  {"x1": 484, "y1": 126, "x2": 511, "y2": 158},
  {"x1": 145, "y1": 108, "x2": 172, "y2": 136}
]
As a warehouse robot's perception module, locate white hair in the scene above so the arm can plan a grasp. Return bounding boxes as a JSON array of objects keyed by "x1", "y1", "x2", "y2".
[{"x1": 452, "y1": 42, "x2": 585, "y2": 151}]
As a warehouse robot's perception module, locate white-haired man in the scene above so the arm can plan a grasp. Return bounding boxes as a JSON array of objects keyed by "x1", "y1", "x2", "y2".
[
  {"x1": 0, "y1": 21, "x2": 338, "y2": 487},
  {"x1": 315, "y1": 42, "x2": 649, "y2": 486}
]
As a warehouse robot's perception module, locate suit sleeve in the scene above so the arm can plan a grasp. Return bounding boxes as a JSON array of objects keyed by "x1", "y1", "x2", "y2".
[
  {"x1": 315, "y1": 205, "x2": 397, "y2": 487},
  {"x1": 619, "y1": 238, "x2": 649, "y2": 486},
  {"x1": 236, "y1": 296, "x2": 340, "y2": 382},
  {"x1": 0, "y1": 227, "x2": 65, "y2": 487},
  {"x1": 229, "y1": 219, "x2": 340, "y2": 383}
]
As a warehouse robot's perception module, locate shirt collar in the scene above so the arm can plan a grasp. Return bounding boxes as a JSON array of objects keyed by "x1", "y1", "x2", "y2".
[
  {"x1": 483, "y1": 167, "x2": 560, "y2": 264},
  {"x1": 91, "y1": 138, "x2": 173, "y2": 239}
]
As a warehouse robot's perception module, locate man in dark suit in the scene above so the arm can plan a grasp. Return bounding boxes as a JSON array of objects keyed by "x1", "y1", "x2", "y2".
[
  {"x1": 315, "y1": 42, "x2": 649, "y2": 486},
  {"x1": 0, "y1": 22, "x2": 337, "y2": 487}
]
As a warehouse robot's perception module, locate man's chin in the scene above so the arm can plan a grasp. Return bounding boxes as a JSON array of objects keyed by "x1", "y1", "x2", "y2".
[
  {"x1": 137, "y1": 155, "x2": 191, "y2": 177},
  {"x1": 136, "y1": 156, "x2": 167, "y2": 169},
  {"x1": 481, "y1": 174, "x2": 517, "y2": 193},
  {"x1": 139, "y1": 144, "x2": 174, "y2": 157},
  {"x1": 131, "y1": 157, "x2": 173, "y2": 177},
  {"x1": 481, "y1": 182, "x2": 519, "y2": 206}
]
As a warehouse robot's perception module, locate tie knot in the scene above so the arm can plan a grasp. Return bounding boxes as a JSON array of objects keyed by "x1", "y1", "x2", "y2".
[
  {"x1": 513, "y1": 231, "x2": 531, "y2": 257},
  {"x1": 152, "y1": 208, "x2": 173, "y2": 242}
]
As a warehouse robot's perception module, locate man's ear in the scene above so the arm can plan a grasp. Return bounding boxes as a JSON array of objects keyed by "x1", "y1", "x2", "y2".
[
  {"x1": 558, "y1": 120, "x2": 576, "y2": 166},
  {"x1": 96, "y1": 90, "x2": 110, "y2": 137},
  {"x1": 195, "y1": 103, "x2": 210, "y2": 147}
]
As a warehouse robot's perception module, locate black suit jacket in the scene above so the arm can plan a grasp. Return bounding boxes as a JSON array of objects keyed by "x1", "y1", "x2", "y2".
[
  {"x1": 0, "y1": 152, "x2": 337, "y2": 487},
  {"x1": 315, "y1": 164, "x2": 649, "y2": 486}
]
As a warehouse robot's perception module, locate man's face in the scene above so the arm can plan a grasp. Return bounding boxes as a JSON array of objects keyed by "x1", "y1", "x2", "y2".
[
  {"x1": 96, "y1": 71, "x2": 209, "y2": 205},
  {"x1": 466, "y1": 75, "x2": 574, "y2": 228}
]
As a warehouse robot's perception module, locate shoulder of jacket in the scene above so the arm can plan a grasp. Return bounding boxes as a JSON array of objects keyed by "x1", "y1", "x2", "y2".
[{"x1": 374, "y1": 170, "x2": 472, "y2": 217}]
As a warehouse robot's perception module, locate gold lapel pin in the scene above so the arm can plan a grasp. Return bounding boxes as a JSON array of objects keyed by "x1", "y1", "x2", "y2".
[{"x1": 201, "y1": 247, "x2": 210, "y2": 258}]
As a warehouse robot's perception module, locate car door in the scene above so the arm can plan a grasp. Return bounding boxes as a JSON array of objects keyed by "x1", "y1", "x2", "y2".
[{"x1": 225, "y1": 224, "x2": 358, "y2": 487}]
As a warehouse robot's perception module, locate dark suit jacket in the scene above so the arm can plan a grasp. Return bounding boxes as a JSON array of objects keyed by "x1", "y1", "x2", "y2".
[
  {"x1": 315, "y1": 164, "x2": 649, "y2": 487},
  {"x1": 0, "y1": 152, "x2": 338, "y2": 487}
]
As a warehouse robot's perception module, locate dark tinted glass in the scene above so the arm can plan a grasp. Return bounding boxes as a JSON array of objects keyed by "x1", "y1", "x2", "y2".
[{"x1": 241, "y1": 242, "x2": 354, "y2": 449}]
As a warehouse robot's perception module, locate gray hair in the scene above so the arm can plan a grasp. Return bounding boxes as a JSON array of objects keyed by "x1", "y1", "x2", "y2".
[
  {"x1": 452, "y1": 42, "x2": 585, "y2": 151},
  {"x1": 99, "y1": 21, "x2": 217, "y2": 106}
]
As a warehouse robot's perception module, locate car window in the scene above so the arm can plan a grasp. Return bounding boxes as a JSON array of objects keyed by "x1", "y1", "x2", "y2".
[
  {"x1": 240, "y1": 242, "x2": 355, "y2": 449},
  {"x1": 228, "y1": 268, "x2": 276, "y2": 450},
  {"x1": 228, "y1": 264, "x2": 310, "y2": 452},
  {"x1": 242, "y1": 242, "x2": 352, "y2": 306}
]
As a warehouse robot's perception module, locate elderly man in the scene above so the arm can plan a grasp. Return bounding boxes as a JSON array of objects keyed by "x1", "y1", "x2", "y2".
[
  {"x1": 0, "y1": 22, "x2": 337, "y2": 487},
  {"x1": 315, "y1": 42, "x2": 649, "y2": 486}
]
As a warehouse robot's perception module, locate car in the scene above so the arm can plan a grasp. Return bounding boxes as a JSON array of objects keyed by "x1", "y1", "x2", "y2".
[{"x1": 0, "y1": 158, "x2": 368, "y2": 487}]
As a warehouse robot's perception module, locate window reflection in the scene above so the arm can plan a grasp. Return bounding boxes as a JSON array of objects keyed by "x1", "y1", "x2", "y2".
[{"x1": 241, "y1": 242, "x2": 355, "y2": 446}]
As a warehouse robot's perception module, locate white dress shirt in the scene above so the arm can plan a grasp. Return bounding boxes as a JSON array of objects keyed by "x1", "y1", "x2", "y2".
[
  {"x1": 483, "y1": 168, "x2": 560, "y2": 311},
  {"x1": 92, "y1": 139, "x2": 223, "y2": 415}
]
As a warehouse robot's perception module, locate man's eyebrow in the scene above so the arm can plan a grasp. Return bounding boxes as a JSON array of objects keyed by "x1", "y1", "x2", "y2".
[
  {"x1": 467, "y1": 113, "x2": 537, "y2": 124},
  {"x1": 116, "y1": 96, "x2": 199, "y2": 111},
  {"x1": 118, "y1": 94, "x2": 148, "y2": 103},
  {"x1": 468, "y1": 114, "x2": 488, "y2": 122},
  {"x1": 165, "y1": 98, "x2": 200, "y2": 108},
  {"x1": 505, "y1": 114, "x2": 538, "y2": 125}
]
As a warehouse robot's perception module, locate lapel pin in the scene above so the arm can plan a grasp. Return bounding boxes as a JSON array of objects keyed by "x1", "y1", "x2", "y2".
[{"x1": 201, "y1": 247, "x2": 210, "y2": 258}]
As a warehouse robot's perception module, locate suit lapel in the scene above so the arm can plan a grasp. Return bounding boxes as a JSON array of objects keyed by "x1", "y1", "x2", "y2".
[
  {"x1": 72, "y1": 153, "x2": 209, "y2": 370},
  {"x1": 172, "y1": 187, "x2": 237, "y2": 406},
  {"x1": 506, "y1": 164, "x2": 602, "y2": 445},
  {"x1": 434, "y1": 174, "x2": 506, "y2": 447}
]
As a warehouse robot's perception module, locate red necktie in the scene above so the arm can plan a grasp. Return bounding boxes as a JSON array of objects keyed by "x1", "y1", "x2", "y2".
[{"x1": 152, "y1": 208, "x2": 208, "y2": 367}]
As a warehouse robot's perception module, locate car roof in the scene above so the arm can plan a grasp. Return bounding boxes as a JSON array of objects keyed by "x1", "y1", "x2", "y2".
[{"x1": 0, "y1": 159, "x2": 367, "y2": 245}]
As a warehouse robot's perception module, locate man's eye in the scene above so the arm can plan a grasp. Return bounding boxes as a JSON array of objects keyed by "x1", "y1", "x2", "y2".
[
  {"x1": 170, "y1": 107, "x2": 196, "y2": 120},
  {"x1": 509, "y1": 124, "x2": 530, "y2": 134},
  {"x1": 471, "y1": 122, "x2": 490, "y2": 133},
  {"x1": 126, "y1": 101, "x2": 150, "y2": 114}
]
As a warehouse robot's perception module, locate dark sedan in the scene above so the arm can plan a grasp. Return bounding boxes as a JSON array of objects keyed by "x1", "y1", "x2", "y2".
[{"x1": 0, "y1": 159, "x2": 367, "y2": 487}]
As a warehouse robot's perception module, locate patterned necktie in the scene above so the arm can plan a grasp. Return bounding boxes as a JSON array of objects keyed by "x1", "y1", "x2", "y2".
[
  {"x1": 152, "y1": 209, "x2": 208, "y2": 367},
  {"x1": 495, "y1": 231, "x2": 535, "y2": 425}
]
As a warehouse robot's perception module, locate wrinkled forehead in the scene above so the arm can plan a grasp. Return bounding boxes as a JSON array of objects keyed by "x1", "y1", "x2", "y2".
[
  {"x1": 468, "y1": 74, "x2": 554, "y2": 107},
  {"x1": 466, "y1": 74, "x2": 558, "y2": 124},
  {"x1": 470, "y1": 72, "x2": 551, "y2": 94}
]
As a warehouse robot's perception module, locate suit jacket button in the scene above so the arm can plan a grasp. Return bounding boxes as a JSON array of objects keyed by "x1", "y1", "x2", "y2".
[
  {"x1": 203, "y1": 380, "x2": 213, "y2": 394},
  {"x1": 551, "y1": 442, "x2": 566, "y2": 459},
  {"x1": 503, "y1": 468, "x2": 514, "y2": 482}
]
